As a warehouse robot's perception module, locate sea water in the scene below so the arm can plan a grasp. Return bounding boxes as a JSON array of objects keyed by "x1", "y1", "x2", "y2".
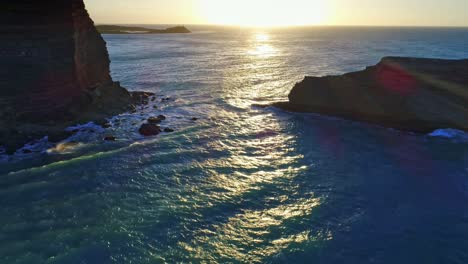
[{"x1": 1, "y1": 26, "x2": 468, "y2": 263}]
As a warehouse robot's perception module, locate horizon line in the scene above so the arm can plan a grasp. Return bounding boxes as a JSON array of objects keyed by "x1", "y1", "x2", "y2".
[{"x1": 93, "y1": 23, "x2": 468, "y2": 29}]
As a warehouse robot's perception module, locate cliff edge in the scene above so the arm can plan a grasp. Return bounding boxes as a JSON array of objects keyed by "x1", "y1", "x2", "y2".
[
  {"x1": 0, "y1": 0, "x2": 148, "y2": 153},
  {"x1": 273, "y1": 57, "x2": 468, "y2": 133}
]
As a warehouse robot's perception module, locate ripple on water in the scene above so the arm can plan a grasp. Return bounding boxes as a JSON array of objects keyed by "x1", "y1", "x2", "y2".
[{"x1": 2, "y1": 27, "x2": 468, "y2": 263}]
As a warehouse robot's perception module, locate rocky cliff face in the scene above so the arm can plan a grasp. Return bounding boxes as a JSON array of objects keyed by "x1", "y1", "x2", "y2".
[
  {"x1": 274, "y1": 57, "x2": 468, "y2": 132},
  {"x1": 72, "y1": 0, "x2": 113, "y2": 92},
  {"x1": 1, "y1": 1, "x2": 78, "y2": 119},
  {"x1": 0, "y1": 0, "x2": 141, "y2": 152}
]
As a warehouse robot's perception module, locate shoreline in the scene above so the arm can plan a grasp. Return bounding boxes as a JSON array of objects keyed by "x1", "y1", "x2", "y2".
[
  {"x1": 0, "y1": 83, "x2": 154, "y2": 155},
  {"x1": 0, "y1": 1, "x2": 159, "y2": 155}
]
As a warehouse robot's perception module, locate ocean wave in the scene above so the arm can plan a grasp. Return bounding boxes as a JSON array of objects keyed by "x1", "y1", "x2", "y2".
[
  {"x1": 65, "y1": 122, "x2": 106, "y2": 133},
  {"x1": 428, "y1": 129, "x2": 468, "y2": 141},
  {"x1": 0, "y1": 122, "x2": 105, "y2": 162}
]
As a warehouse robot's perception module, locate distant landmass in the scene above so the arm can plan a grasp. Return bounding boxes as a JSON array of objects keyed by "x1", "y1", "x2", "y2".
[{"x1": 96, "y1": 25, "x2": 191, "y2": 34}]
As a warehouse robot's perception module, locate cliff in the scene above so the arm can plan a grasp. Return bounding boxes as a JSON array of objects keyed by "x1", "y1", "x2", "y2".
[
  {"x1": 0, "y1": 0, "x2": 148, "y2": 153},
  {"x1": 273, "y1": 57, "x2": 468, "y2": 133}
]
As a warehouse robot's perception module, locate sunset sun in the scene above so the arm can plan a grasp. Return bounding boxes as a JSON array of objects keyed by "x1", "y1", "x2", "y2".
[{"x1": 197, "y1": 0, "x2": 328, "y2": 27}]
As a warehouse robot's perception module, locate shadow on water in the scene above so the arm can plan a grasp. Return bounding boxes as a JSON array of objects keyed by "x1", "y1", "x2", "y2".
[{"x1": 265, "y1": 112, "x2": 468, "y2": 263}]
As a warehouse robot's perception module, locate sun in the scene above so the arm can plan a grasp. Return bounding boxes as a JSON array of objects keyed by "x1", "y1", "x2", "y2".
[{"x1": 196, "y1": 0, "x2": 328, "y2": 27}]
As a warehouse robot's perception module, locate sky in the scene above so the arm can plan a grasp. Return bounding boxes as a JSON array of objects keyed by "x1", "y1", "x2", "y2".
[{"x1": 85, "y1": 0, "x2": 468, "y2": 27}]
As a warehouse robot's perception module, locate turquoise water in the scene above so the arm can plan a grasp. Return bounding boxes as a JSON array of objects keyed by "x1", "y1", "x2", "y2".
[{"x1": 1, "y1": 26, "x2": 468, "y2": 263}]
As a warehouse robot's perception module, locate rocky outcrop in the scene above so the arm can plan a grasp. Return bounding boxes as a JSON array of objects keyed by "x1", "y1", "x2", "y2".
[
  {"x1": 273, "y1": 57, "x2": 468, "y2": 133},
  {"x1": 139, "y1": 124, "x2": 161, "y2": 136},
  {"x1": 72, "y1": 0, "x2": 113, "y2": 92},
  {"x1": 0, "y1": 0, "x2": 150, "y2": 153}
]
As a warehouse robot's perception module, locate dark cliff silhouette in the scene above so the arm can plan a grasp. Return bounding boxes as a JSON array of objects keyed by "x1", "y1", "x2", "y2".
[
  {"x1": 0, "y1": 0, "x2": 150, "y2": 153},
  {"x1": 273, "y1": 57, "x2": 468, "y2": 133}
]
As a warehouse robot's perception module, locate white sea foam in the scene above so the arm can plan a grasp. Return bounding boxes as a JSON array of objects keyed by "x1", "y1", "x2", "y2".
[
  {"x1": 65, "y1": 122, "x2": 105, "y2": 133},
  {"x1": 0, "y1": 122, "x2": 106, "y2": 162},
  {"x1": 429, "y1": 129, "x2": 468, "y2": 141}
]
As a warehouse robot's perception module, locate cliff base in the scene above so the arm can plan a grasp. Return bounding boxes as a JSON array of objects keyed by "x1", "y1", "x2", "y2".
[{"x1": 0, "y1": 82, "x2": 152, "y2": 154}]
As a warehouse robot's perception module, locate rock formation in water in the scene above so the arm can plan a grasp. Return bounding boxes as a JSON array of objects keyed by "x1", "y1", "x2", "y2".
[
  {"x1": 273, "y1": 57, "x2": 468, "y2": 133},
  {"x1": 0, "y1": 0, "x2": 150, "y2": 153}
]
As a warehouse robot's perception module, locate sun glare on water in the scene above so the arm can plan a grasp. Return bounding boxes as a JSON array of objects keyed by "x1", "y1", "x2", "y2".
[{"x1": 197, "y1": 0, "x2": 328, "y2": 27}]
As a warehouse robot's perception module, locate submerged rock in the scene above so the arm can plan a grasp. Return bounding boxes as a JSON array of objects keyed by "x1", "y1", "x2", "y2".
[
  {"x1": 139, "y1": 124, "x2": 161, "y2": 136},
  {"x1": 104, "y1": 136, "x2": 116, "y2": 141},
  {"x1": 273, "y1": 57, "x2": 468, "y2": 133},
  {"x1": 164, "y1": 128, "x2": 175, "y2": 133}
]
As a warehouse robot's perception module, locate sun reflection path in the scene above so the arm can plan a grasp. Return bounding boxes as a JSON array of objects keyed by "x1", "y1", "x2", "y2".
[
  {"x1": 160, "y1": 32, "x2": 327, "y2": 261},
  {"x1": 168, "y1": 108, "x2": 327, "y2": 262},
  {"x1": 178, "y1": 197, "x2": 324, "y2": 262},
  {"x1": 255, "y1": 33, "x2": 270, "y2": 42},
  {"x1": 223, "y1": 31, "x2": 288, "y2": 109},
  {"x1": 248, "y1": 33, "x2": 279, "y2": 58},
  {"x1": 248, "y1": 45, "x2": 277, "y2": 57}
]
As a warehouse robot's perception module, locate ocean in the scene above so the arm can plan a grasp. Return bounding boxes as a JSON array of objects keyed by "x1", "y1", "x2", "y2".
[{"x1": 1, "y1": 26, "x2": 468, "y2": 263}]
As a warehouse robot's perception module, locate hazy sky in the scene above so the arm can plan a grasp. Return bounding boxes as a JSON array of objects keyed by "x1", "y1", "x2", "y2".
[{"x1": 85, "y1": 0, "x2": 468, "y2": 27}]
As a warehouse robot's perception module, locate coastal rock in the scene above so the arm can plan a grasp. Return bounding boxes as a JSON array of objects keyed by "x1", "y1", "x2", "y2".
[
  {"x1": 274, "y1": 57, "x2": 468, "y2": 133},
  {"x1": 0, "y1": 0, "x2": 153, "y2": 153},
  {"x1": 139, "y1": 124, "x2": 161, "y2": 136}
]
